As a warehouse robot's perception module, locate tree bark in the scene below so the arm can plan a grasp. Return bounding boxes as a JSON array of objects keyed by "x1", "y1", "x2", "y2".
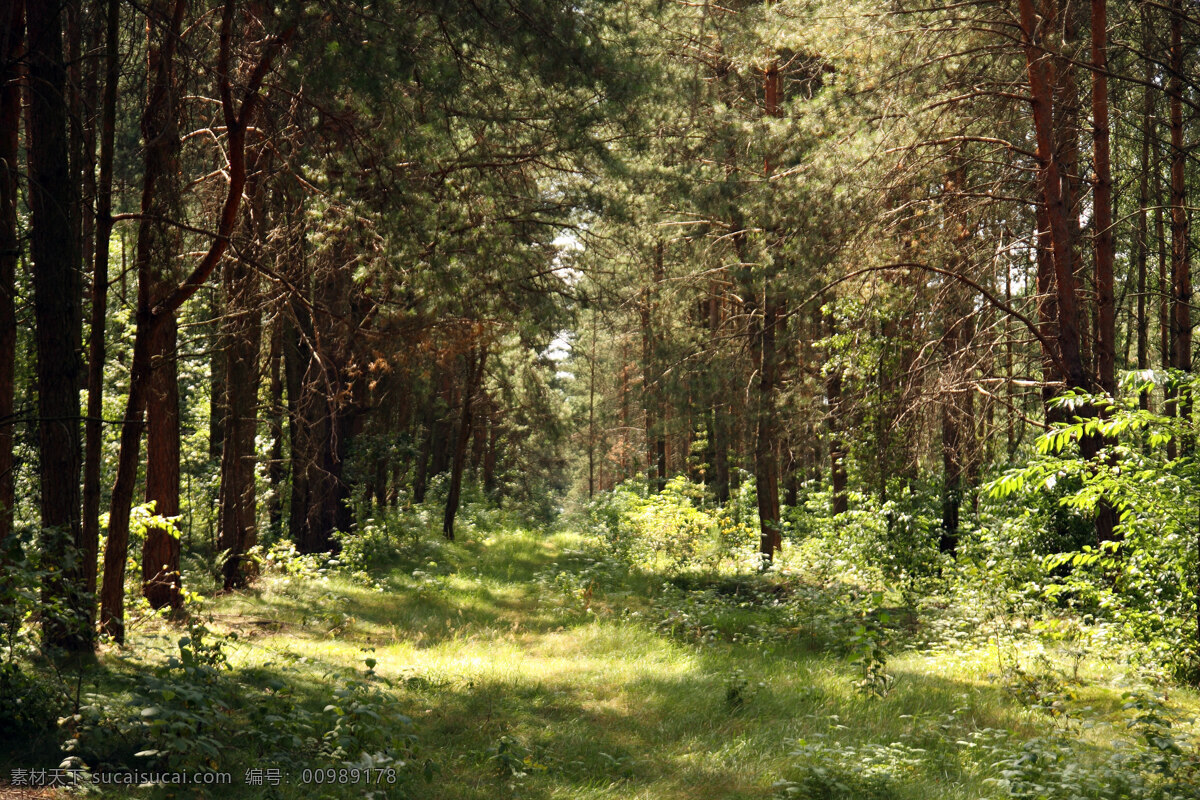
[
  {"x1": 267, "y1": 316, "x2": 285, "y2": 534},
  {"x1": 756, "y1": 288, "x2": 782, "y2": 564},
  {"x1": 444, "y1": 344, "x2": 487, "y2": 540},
  {"x1": 1087, "y1": 0, "x2": 1119, "y2": 544},
  {"x1": 1018, "y1": 0, "x2": 1087, "y2": 392},
  {"x1": 825, "y1": 303, "x2": 847, "y2": 515},
  {"x1": 1134, "y1": 3, "x2": 1153, "y2": 410},
  {"x1": 143, "y1": 311, "x2": 182, "y2": 609},
  {"x1": 1168, "y1": 0, "x2": 1191, "y2": 452},
  {"x1": 0, "y1": 0, "x2": 22, "y2": 549},
  {"x1": 412, "y1": 375, "x2": 437, "y2": 503},
  {"x1": 1091, "y1": 0, "x2": 1115, "y2": 399},
  {"x1": 218, "y1": 162, "x2": 265, "y2": 588},
  {"x1": 27, "y1": 0, "x2": 87, "y2": 652},
  {"x1": 134, "y1": 0, "x2": 185, "y2": 613},
  {"x1": 641, "y1": 242, "x2": 665, "y2": 493},
  {"x1": 81, "y1": 0, "x2": 119, "y2": 628}
]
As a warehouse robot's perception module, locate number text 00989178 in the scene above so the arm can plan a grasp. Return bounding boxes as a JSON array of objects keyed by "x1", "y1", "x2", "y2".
[{"x1": 299, "y1": 767, "x2": 398, "y2": 785}]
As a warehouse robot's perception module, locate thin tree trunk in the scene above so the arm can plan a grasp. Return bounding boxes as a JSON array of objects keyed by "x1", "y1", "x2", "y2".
[
  {"x1": 267, "y1": 316, "x2": 285, "y2": 534},
  {"x1": 1168, "y1": 0, "x2": 1191, "y2": 453},
  {"x1": 284, "y1": 310, "x2": 310, "y2": 539},
  {"x1": 444, "y1": 344, "x2": 487, "y2": 540},
  {"x1": 756, "y1": 288, "x2": 782, "y2": 564},
  {"x1": 587, "y1": 312, "x2": 596, "y2": 499},
  {"x1": 81, "y1": 0, "x2": 119, "y2": 629},
  {"x1": 218, "y1": 171, "x2": 264, "y2": 589},
  {"x1": 1088, "y1": 0, "x2": 1119, "y2": 544},
  {"x1": 0, "y1": 0, "x2": 23, "y2": 549},
  {"x1": 708, "y1": 284, "x2": 729, "y2": 503},
  {"x1": 1135, "y1": 4, "x2": 1153, "y2": 410},
  {"x1": 412, "y1": 378, "x2": 437, "y2": 503},
  {"x1": 1091, "y1": 0, "x2": 1115, "y2": 399},
  {"x1": 641, "y1": 242, "x2": 665, "y2": 493},
  {"x1": 825, "y1": 304, "x2": 847, "y2": 515}
]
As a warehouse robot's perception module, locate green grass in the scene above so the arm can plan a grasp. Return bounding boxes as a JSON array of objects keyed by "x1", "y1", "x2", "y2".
[{"x1": 10, "y1": 526, "x2": 1200, "y2": 799}]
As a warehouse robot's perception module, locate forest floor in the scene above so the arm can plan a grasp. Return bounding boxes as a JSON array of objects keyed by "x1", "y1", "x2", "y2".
[{"x1": 10, "y1": 525, "x2": 1200, "y2": 799}]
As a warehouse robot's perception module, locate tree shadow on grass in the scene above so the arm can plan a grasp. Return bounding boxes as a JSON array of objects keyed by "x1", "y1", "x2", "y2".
[{"x1": 385, "y1": 628, "x2": 1054, "y2": 800}]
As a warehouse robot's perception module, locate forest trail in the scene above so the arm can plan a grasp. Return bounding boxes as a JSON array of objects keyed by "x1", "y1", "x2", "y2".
[{"x1": 195, "y1": 526, "x2": 1187, "y2": 800}]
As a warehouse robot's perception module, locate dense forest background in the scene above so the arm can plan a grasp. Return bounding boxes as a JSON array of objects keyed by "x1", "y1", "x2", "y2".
[{"x1": 3, "y1": 0, "x2": 1200, "y2": 797}]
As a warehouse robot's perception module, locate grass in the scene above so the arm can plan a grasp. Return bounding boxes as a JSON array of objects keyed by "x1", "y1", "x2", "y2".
[{"x1": 6, "y1": 524, "x2": 1200, "y2": 799}]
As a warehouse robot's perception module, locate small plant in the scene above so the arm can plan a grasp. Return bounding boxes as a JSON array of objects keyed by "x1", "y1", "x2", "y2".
[
  {"x1": 848, "y1": 597, "x2": 894, "y2": 699},
  {"x1": 723, "y1": 667, "x2": 761, "y2": 711},
  {"x1": 483, "y1": 735, "x2": 548, "y2": 779}
]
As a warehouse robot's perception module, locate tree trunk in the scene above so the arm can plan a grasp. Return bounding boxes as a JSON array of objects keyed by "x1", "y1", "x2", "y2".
[
  {"x1": 641, "y1": 243, "x2": 665, "y2": 493},
  {"x1": 825, "y1": 304, "x2": 847, "y2": 515},
  {"x1": 444, "y1": 344, "x2": 487, "y2": 540},
  {"x1": 1168, "y1": 0, "x2": 1191, "y2": 453},
  {"x1": 1018, "y1": 0, "x2": 1087, "y2": 393},
  {"x1": 1091, "y1": 0, "x2": 1115, "y2": 399},
  {"x1": 412, "y1": 377, "x2": 437, "y2": 503},
  {"x1": 0, "y1": 0, "x2": 22, "y2": 549},
  {"x1": 1134, "y1": 3, "x2": 1153, "y2": 410},
  {"x1": 267, "y1": 316, "x2": 285, "y2": 534},
  {"x1": 588, "y1": 312, "x2": 597, "y2": 499},
  {"x1": 143, "y1": 312, "x2": 182, "y2": 609},
  {"x1": 136, "y1": 0, "x2": 185, "y2": 613},
  {"x1": 81, "y1": 0, "x2": 119, "y2": 626},
  {"x1": 756, "y1": 288, "x2": 782, "y2": 564},
  {"x1": 1088, "y1": 0, "x2": 1119, "y2": 544},
  {"x1": 218, "y1": 198, "x2": 264, "y2": 589},
  {"x1": 284, "y1": 309, "x2": 310, "y2": 541},
  {"x1": 27, "y1": 0, "x2": 86, "y2": 653}
]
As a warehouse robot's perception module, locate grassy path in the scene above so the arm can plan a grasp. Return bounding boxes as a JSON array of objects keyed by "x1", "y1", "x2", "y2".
[{"x1": 184, "y1": 527, "x2": 1200, "y2": 800}]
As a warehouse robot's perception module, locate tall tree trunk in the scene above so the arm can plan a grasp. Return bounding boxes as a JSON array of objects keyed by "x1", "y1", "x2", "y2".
[
  {"x1": 1087, "y1": 0, "x2": 1119, "y2": 544},
  {"x1": 143, "y1": 313, "x2": 182, "y2": 609},
  {"x1": 940, "y1": 167, "x2": 973, "y2": 556},
  {"x1": 756, "y1": 49, "x2": 783, "y2": 564},
  {"x1": 1134, "y1": 3, "x2": 1153, "y2": 410},
  {"x1": 136, "y1": 0, "x2": 185, "y2": 613},
  {"x1": 641, "y1": 242, "x2": 665, "y2": 493},
  {"x1": 81, "y1": 0, "x2": 119, "y2": 628},
  {"x1": 0, "y1": 0, "x2": 22, "y2": 549},
  {"x1": 267, "y1": 316, "x2": 285, "y2": 534},
  {"x1": 428, "y1": 370, "x2": 453, "y2": 480},
  {"x1": 708, "y1": 284, "x2": 730, "y2": 503},
  {"x1": 756, "y1": 288, "x2": 782, "y2": 564},
  {"x1": 1019, "y1": 0, "x2": 1088, "y2": 393},
  {"x1": 587, "y1": 312, "x2": 597, "y2": 499},
  {"x1": 825, "y1": 303, "x2": 847, "y2": 515},
  {"x1": 1091, "y1": 0, "x2": 1114, "y2": 399},
  {"x1": 218, "y1": 163, "x2": 265, "y2": 589},
  {"x1": 209, "y1": 283, "x2": 227, "y2": 460},
  {"x1": 412, "y1": 376, "x2": 437, "y2": 503},
  {"x1": 444, "y1": 344, "x2": 487, "y2": 540},
  {"x1": 284, "y1": 309, "x2": 310, "y2": 540},
  {"x1": 1168, "y1": 0, "x2": 1191, "y2": 453},
  {"x1": 27, "y1": 0, "x2": 86, "y2": 653}
]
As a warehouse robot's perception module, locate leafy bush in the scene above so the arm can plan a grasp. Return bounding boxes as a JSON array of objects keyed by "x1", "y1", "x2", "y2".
[
  {"x1": 63, "y1": 624, "x2": 428, "y2": 791},
  {"x1": 586, "y1": 477, "x2": 733, "y2": 573},
  {"x1": 986, "y1": 373, "x2": 1200, "y2": 680}
]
